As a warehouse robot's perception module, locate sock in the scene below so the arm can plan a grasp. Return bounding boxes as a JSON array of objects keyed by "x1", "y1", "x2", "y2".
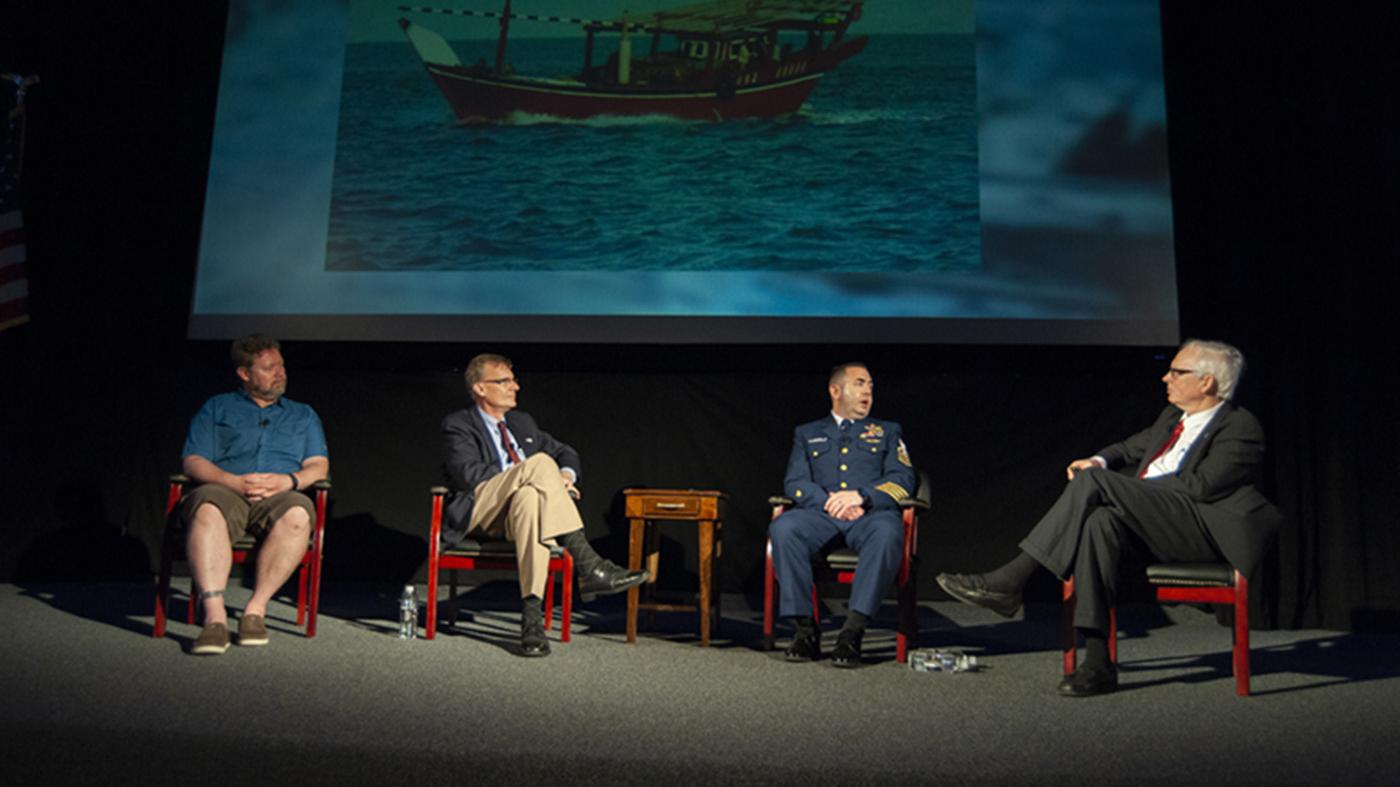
[
  {"x1": 790, "y1": 615, "x2": 816, "y2": 636},
  {"x1": 841, "y1": 610, "x2": 869, "y2": 635},
  {"x1": 1079, "y1": 628, "x2": 1109, "y2": 669},
  {"x1": 558, "y1": 530, "x2": 602, "y2": 572},
  {"x1": 983, "y1": 551, "x2": 1039, "y2": 593}
]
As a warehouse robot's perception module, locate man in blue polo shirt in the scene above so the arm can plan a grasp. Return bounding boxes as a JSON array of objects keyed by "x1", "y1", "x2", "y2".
[{"x1": 178, "y1": 334, "x2": 329, "y2": 655}]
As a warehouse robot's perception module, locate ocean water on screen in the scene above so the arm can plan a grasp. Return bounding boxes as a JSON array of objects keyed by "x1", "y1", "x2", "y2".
[{"x1": 326, "y1": 34, "x2": 980, "y2": 273}]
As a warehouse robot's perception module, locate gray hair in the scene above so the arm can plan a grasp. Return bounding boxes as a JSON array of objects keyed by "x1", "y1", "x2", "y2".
[
  {"x1": 464, "y1": 353, "x2": 512, "y2": 387},
  {"x1": 1183, "y1": 339, "x2": 1246, "y2": 400}
]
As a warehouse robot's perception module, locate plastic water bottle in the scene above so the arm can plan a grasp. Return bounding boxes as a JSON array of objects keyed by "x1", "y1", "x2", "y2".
[
  {"x1": 398, "y1": 584, "x2": 417, "y2": 639},
  {"x1": 909, "y1": 648, "x2": 979, "y2": 673}
]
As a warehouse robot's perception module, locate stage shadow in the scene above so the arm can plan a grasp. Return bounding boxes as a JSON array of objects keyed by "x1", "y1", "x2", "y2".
[
  {"x1": 421, "y1": 579, "x2": 587, "y2": 656},
  {"x1": 13, "y1": 480, "x2": 157, "y2": 636},
  {"x1": 1116, "y1": 630, "x2": 1400, "y2": 695}
]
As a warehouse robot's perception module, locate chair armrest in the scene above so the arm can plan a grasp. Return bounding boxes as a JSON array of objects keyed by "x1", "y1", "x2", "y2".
[
  {"x1": 900, "y1": 470, "x2": 933, "y2": 510},
  {"x1": 430, "y1": 485, "x2": 449, "y2": 496},
  {"x1": 768, "y1": 495, "x2": 793, "y2": 507},
  {"x1": 171, "y1": 474, "x2": 330, "y2": 491}
]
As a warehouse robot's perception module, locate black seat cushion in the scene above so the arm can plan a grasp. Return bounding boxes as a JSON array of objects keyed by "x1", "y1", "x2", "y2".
[
  {"x1": 443, "y1": 538, "x2": 564, "y2": 559},
  {"x1": 1146, "y1": 563, "x2": 1234, "y2": 587},
  {"x1": 824, "y1": 547, "x2": 860, "y2": 570}
]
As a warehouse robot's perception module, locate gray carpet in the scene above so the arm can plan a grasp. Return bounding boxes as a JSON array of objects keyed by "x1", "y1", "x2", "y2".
[{"x1": 2, "y1": 581, "x2": 1397, "y2": 785}]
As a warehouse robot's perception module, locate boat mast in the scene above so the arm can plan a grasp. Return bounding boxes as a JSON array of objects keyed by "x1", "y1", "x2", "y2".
[
  {"x1": 618, "y1": 13, "x2": 632, "y2": 85},
  {"x1": 495, "y1": 0, "x2": 512, "y2": 73}
]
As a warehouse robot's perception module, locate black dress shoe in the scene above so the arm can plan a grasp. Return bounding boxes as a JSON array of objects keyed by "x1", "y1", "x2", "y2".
[
  {"x1": 520, "y1": 603, "x2": 550, "y2": 658},
  {"x1": 936, "y1": 572, "x2": 1023, "y2": 618},
  {"x1": 1057, "y1": 663, "x2": 1118, "y2": 697},
  {"x1": 831, "y1": 628, "x2": 864, "y2": 668},
  {"x1": 784, "y1": 626, "x2": 821, "y2": 662},
  {"x1": 578, "y1": 561, "x2": 650, "y2": 603}
]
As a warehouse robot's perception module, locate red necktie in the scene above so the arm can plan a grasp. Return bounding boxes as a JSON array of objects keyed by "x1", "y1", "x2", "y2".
[
  {"x1": 498, "y1": 421, "x2": 522, "y2": 465},
  {"x1": 1139, "y1": 420, "x2": 1185, "y2": 478}
]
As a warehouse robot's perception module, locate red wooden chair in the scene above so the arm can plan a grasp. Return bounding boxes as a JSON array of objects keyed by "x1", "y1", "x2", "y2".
[
  {"x1": 762, "y1": 471, "x2": 930, "y2": 663},
  {"x1": 425, "y1": 486, "x2": 574, "y2": 642},
  {"x1": 153, "y1": 474, "x2": 331, "y2": 639},
  {"x1": 1062, "y1": 563, "x2": 1254, "y2": 696}
]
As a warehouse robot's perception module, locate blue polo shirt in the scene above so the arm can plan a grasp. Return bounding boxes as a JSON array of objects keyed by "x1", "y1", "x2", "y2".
[{"x1": 181, "y1": 390, "x2": 328, "y2": 474}]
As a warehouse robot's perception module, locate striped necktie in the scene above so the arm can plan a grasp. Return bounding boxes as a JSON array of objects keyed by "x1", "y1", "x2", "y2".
[{"x1": 498, "y1": 420, "x2": 522, "y2": 465}]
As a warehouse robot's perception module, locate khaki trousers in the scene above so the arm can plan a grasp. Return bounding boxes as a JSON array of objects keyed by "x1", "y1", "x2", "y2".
[{"x1": 468, "y1": 453, "x2": 583, "y2": 598}]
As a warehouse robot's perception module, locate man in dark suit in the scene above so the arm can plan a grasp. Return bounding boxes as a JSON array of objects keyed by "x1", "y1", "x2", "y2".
[
  {"x1": 441, "y1": 353, "x2": 647, "y2": 656},
  {"x1": 937, "y1": 339, "x2": 1283, "y2": 695},
  {"x1": 771, "y1": 362, "x2": 918, "y2": 667}
]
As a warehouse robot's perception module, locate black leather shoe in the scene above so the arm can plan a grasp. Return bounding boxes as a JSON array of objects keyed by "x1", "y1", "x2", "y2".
[
  {"x1": 578, "y1": 560, "x2": 650, "y2": 603},
  {"x1": 784, "y1": 624, "x2": 821, "y2": 662},
  {"x1": 936, "y1": 572, "x2": 1023, "y2": 618},
  {"x1": 520, "y1": 603, "x2": 550, "y2": 658},
  {"x1": 831, "y1": 628, "x2": 864, "y2": 668},
  {"x1": 1057, "y1": 663, "x2": 1118, "y2": 697}
]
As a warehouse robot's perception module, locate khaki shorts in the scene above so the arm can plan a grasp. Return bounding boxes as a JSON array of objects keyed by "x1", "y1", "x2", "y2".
[{"x1": 180, "y1": 483, "x2": 316, "y2": 542}]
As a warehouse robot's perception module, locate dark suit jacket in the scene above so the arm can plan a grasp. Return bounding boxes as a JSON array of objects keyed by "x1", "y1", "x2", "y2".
[
  {"x1": 1097, "y1": 403, "x2": 1283, "y2": 580},
  {"x1": 440, "y1": 408, "x2": 580, "y2": 545}
]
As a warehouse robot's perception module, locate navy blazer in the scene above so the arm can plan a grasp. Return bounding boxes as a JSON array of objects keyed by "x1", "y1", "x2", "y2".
[
  {"x1": 1097, "y1": 403, "x2": 1283, "y2": 580},
  {"x1": 784, "y1": 416, "x2": 916, "y2": 511},
  {"x1": 440, "y1": 408, "x2": 580, "y2": 544}
]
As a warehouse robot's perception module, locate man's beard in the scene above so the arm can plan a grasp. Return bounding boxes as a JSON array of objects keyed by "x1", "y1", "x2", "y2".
[{"x1": 252, "y1": 381, "x2": 286, "y2": 401}]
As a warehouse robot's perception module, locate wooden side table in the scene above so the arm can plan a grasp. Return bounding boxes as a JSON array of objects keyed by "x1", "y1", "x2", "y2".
[{"x1": 623, "y1": 488, "x2": 727, "y2": 646}]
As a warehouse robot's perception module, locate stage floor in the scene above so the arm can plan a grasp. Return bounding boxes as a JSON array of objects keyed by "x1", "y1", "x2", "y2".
[{"x1": 2, "y1": 581, "x2": 1397, "y2": 784}]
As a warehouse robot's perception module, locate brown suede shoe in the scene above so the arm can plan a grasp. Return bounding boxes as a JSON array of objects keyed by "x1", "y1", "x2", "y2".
[
  {"x1": 237, "y1": 614, "x2": 269, "y2": 647},
  {"x1": 191, "y1": 622, "x2": 230, "y2": 655}
]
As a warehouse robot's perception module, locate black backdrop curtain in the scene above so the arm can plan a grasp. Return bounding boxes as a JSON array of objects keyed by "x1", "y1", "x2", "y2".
[{"x1": 1, "y1": 2, "x2": 1396, "y2": 630}]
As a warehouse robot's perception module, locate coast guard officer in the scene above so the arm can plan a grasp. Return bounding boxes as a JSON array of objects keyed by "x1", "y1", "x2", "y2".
[{"x1": 770, "y1": 362, "x2": 917, "y2": 667}]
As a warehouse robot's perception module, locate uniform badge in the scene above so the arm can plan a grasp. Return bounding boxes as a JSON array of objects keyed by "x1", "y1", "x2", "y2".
[
  {"x1": 897, "y1": 439, "x2": 912, "y2": 467},
  {"x1": 860, "y1": 423, "x2": 884, "y2": 441},
  {"x1": 806, "y1": 436, "x2": 829, "y2": 443}
]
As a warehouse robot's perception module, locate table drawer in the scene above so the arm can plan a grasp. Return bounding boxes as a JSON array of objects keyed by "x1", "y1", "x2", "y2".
[{"x1": 641, "y1": 496, "x2": 703, "y2": 517}]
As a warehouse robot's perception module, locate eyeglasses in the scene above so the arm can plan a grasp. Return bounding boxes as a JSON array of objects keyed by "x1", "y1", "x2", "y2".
[{"x1": 481, "y1": 376, "x2": 519, "y2": 387}]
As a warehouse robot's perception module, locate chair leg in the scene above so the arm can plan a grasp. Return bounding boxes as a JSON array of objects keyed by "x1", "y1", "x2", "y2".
[
  {"x1": 307, "y1": 488, "x2": 326, "y2": 639},
  {"x1": 425, "y1": 562, "x2": 440, "y2": 642},
  {"x1": 896, "y1": 568, "x2": 917, "y2": 663},
  {"x1": 446, "y1": 569, "x2": 459, "y2": 630},
  {"x1": 562, "y1": 552, "x2": 574, "y2": 642},
  {"x1": 306, "y1": 549, "x2": 322, "y2": 640},
  {"x1": 296, "y1": 562, "x2": 309, "y2": 626},
  {"x1": 544, "y1": 565, "x2": 556, "y2": 632},
  {"x1": 1108, "y1": 607, "x2": 1118, "y2": 664},
  {"x1": 1062, "y1": 577, "x2": 1076, "y2": 675},
  {"x1": 154, "y1": 536, "x2": 173, "y2": 638},
  {"x1": 762, "y1": 540, "x2": 775, "y2": 650},
  {"x1": 1234, "y1": 570, "x2": 1250, "y2": 696}
]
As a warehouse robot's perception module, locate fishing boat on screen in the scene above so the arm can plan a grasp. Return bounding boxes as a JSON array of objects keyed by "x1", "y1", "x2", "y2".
[{"x1": 398, "y1": 0, "x2": 870, "y2": 122}]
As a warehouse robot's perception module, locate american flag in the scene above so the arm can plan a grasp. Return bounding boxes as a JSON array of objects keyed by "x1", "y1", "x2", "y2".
[{"x1": 1, "y1": 79, "x2": 30, "y2": 332}]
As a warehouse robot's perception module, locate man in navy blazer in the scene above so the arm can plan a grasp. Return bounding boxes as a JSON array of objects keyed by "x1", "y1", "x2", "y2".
[
  {"x1": 771, "y1": 362, "x2": 918, "y2": 667},
  {"x1": 441, "y1": 353, "x2": 647, "y2": 656},
  {"x1": 938, "y1": 339, "x2": 1283, "y2": 696}
]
